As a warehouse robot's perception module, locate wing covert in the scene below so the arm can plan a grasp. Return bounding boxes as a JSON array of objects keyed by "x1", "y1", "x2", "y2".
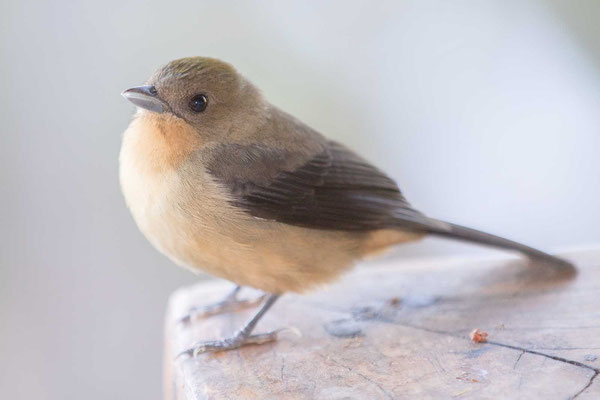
[{"x1": 207, "y1": 140, "x2": 430, "y2": 231}]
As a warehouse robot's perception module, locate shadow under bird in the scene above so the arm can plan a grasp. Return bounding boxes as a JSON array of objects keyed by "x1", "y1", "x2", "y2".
[{"x1": 120, "y1": 57, "x2": 573, "y2": 356}]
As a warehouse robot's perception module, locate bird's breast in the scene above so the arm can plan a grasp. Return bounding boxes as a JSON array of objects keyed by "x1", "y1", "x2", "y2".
[
  {"x1": 118, "y1": 112, "x2": 229, "y2": 271},
  {"x1": 117, "y1": 112, "x2": 422, "y2": 293}
]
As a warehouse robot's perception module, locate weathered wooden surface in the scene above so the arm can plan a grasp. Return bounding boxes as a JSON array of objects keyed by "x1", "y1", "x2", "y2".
[{"x1": 164, "y1": 247, "x2": 600, "y2": 399}]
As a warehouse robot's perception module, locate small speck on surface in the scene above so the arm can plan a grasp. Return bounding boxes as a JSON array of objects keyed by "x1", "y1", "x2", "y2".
[
  {"x1": 469, "y1": 329, "x2": 489, "y2": 343},
  {"x1": 325, "y1": 319, "x2": 364, "y2": 338}
]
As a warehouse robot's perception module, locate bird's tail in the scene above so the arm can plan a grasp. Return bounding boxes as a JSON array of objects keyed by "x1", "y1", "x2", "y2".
[{"x1": 423, "y1": 219, "x2": 574, "y2": 270}]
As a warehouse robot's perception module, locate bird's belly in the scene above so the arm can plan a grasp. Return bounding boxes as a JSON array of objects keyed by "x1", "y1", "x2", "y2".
[
  {"x1": 119, "y1": 157, "x2": 232, "y2": 275},
  {"x1": 119, "y1": 156, "x2": 371, "y2": 293},
  {"x1": 117, "y1": 114, "x2": 364, "y2": 292},
  {"x1": 119, "y1": 144, "x2": 421, "y2": 293}
]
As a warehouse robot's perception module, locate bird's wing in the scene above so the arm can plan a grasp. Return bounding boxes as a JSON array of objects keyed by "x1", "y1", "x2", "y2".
[
  {"x1": 204, "y1": 136, "x2": 573, "y2": 269},
  {"x1": 206, "y1": 140, "x2": 441, "y2": 232}
]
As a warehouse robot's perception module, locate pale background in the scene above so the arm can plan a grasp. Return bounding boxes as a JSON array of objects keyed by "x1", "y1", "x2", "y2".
[{"x1": 1, "y1": 0, "x2": 599, "y2": 399}]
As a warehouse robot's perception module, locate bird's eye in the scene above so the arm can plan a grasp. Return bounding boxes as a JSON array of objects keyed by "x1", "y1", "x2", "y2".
[{"x1": 189, "y1": 94, "x2": 208, "y2": 112}]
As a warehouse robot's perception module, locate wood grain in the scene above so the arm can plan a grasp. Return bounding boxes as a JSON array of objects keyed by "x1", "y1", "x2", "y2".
[{"x1": 164, "y1": 247, "x2": 600, "y2": 399}]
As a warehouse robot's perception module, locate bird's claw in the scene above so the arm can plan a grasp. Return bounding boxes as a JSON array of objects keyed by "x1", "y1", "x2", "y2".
[
  {"x1": 176, "y1": 329, "x2": 282, "y2": 359},
  {"x1": 177, "y1": 293, "x2": 267, "y2": 325}
]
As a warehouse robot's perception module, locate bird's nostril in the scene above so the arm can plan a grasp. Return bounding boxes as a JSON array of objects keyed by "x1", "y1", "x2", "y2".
[{"x1": 149, "y1": 86, "x2": 158, "y2": 95}]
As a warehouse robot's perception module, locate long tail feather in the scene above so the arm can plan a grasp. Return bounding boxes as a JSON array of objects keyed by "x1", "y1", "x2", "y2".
[{"x1": 425, "y1": 219, "x2": 574, "y2": 270}]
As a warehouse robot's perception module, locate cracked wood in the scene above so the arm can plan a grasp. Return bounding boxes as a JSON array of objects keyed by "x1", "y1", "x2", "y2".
[{"x1": 164, "y1": 246, "x2": 600, "y2": 399}]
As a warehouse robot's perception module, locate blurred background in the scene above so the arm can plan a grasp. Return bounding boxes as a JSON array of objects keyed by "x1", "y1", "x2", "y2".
[{"x1": 1, "y1": 0, "x2": 599, "y2": 398}]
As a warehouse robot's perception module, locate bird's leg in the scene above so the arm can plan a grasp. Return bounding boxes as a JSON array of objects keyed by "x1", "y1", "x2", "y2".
[
  {"x1": 178, "y1": 285, "x2": 266, "y2": 324},
  {"x1": 177, "y1": 294, "x2": 281, "y2": 357}
]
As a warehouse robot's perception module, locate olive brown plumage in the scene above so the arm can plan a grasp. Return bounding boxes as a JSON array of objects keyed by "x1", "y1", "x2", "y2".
[{"x1": 120, "y1": 57, "x2": 573, "y2": 355}]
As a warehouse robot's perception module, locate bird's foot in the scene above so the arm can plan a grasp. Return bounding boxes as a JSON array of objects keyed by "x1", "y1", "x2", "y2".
[
  {"x1": 177, "y1": 288, "x2": 266, "y2": 324},
  {"x1": 177, "y1": 328, "x2": 282, "y2": 358}
]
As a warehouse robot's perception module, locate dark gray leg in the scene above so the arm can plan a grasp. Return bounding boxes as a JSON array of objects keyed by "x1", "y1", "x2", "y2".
[
  {"x1": 178, "y1": 285, "x2": 266, "y2": 324},
  {"x1": 177, "y1": 294, "x2": 281, "y2": 357}
]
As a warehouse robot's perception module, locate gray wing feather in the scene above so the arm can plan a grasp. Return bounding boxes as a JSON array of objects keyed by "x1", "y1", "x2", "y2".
[
  {"x1": 207, "y1": 140, "x2": 441, "y2": 231},
  {"x1": 206, "y1": 138, "x2": 573, "y2": 269}
]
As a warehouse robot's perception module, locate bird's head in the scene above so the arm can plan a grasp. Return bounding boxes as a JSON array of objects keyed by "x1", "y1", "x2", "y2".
[{"x1": 122, "y1": 57, "x2": 265, "y2": 140}]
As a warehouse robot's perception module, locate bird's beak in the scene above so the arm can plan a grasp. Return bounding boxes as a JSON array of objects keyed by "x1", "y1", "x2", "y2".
[{"x1": 121, "y1": 85, "x2": 167, "y2": 113}]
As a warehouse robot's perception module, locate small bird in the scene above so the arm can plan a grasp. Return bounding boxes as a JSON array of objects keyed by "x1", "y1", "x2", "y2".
[{"x1": 120, "y1": 57, "x2": 573, "y2": 356}]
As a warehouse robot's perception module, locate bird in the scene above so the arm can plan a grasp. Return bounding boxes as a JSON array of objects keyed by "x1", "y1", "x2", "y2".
[{"x1": 120, "y1": 56, "x2": 573, "y2": 356}]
